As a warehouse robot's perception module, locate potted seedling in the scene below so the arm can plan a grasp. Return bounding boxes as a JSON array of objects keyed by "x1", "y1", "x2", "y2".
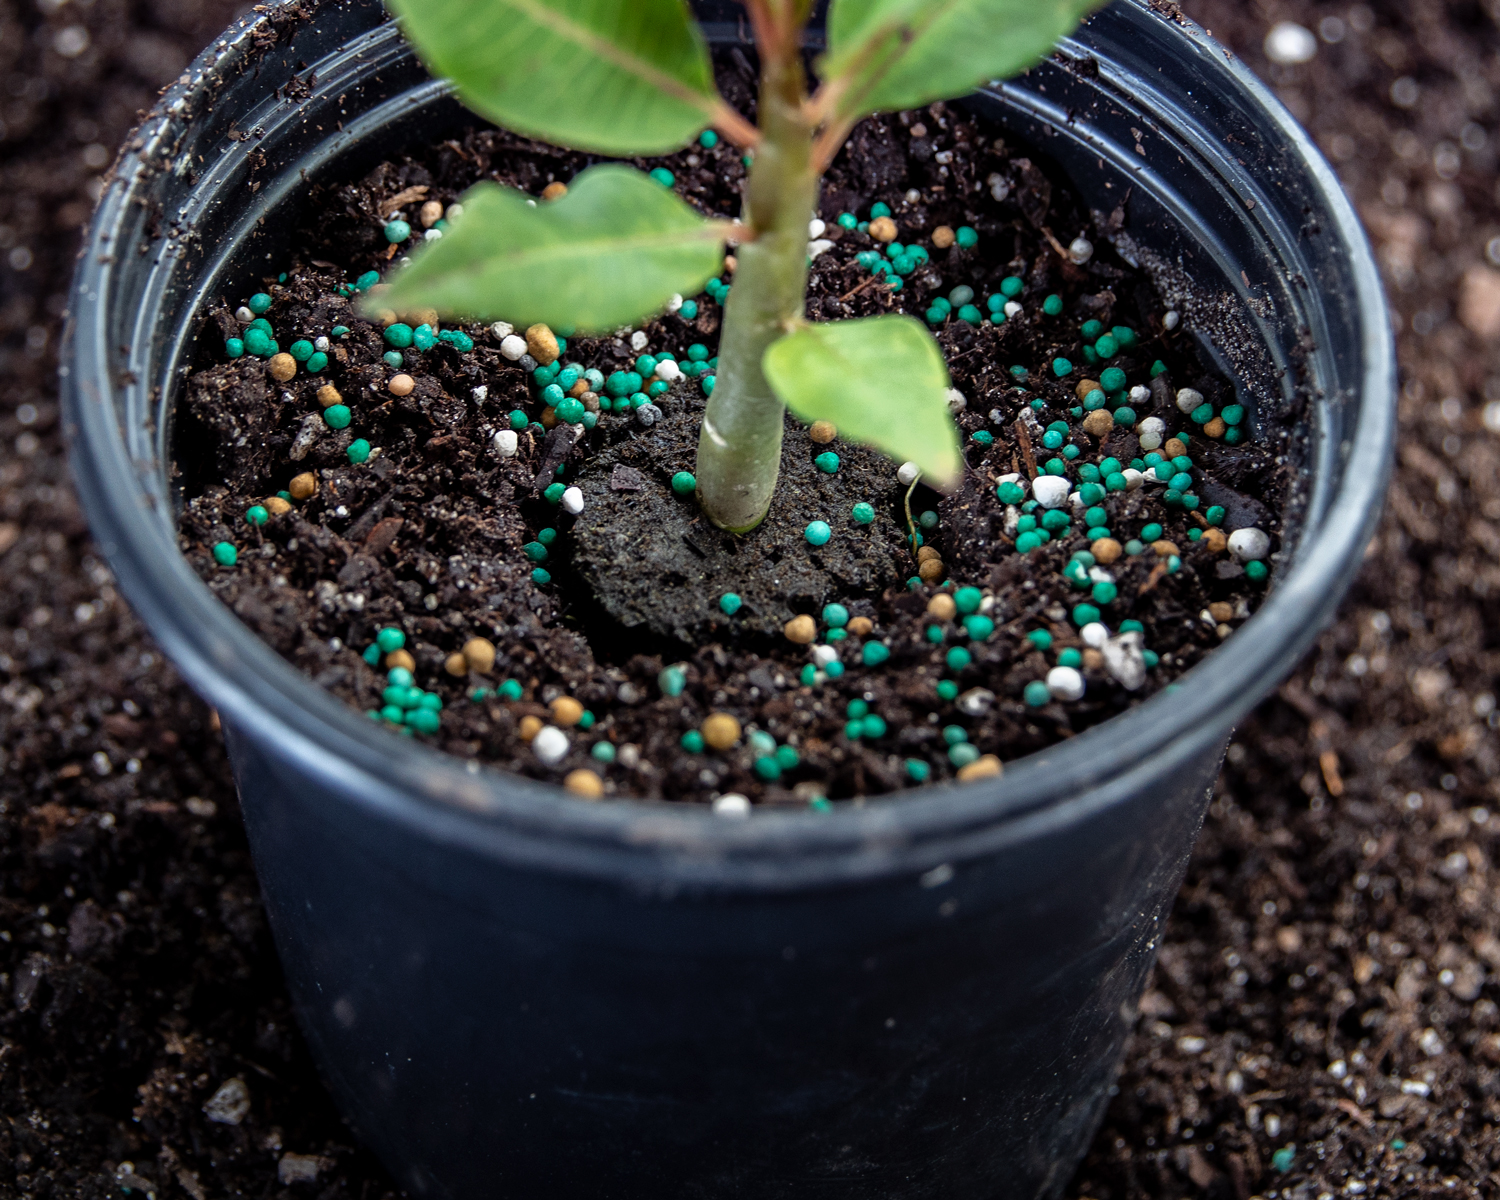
[{"x1": 62, "y1": 0, "x2": 1394, "y2": 1196}]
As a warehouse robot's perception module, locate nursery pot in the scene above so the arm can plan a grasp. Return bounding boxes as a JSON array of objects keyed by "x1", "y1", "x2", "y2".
[{"x1": 62, "y1": 1, "x2": 1395, "y2": 1197}]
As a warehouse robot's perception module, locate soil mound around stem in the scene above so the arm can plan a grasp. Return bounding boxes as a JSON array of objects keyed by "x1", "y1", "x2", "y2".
[{"x1": 570, "y1": 398, "x2": 914, "y2": 644}]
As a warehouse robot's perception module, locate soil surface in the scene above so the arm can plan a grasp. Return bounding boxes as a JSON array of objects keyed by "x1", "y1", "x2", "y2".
[
  {"x1": 173, "y1": 54, "x2": 1286, "y2": 803},
  {"x1": 2, "y1": 1, "x2": 1498, "y2": 1199}
]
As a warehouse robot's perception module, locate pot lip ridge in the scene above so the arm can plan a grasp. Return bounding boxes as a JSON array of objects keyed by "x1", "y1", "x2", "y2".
[{"x1": 60, "y1": 0, "x2": 1396, "y2": 888}]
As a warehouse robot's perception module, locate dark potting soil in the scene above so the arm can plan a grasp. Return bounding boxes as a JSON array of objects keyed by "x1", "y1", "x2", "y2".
[{"x1": 174, "y1": 54, "x2": 1292, "y2": 804}]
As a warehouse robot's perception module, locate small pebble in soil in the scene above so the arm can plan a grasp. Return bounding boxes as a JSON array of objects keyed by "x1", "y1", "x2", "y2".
[
  {"x1": 956, "y1": 756, "x2": 1002, "y2": 782},
  {"x1": 462, "y1": 637, "x2": 496, "y2": 673},
  {"x1": 1228, "y1": 527, "x2": 1270, "y2": 562},
  {"x1": 1032, "y1": 476, "x2": 1070, "y2": 509},
  {"x1": 713, "y1": 793, "x2": 751, "y2": 817},
  {"x1": 531, "y1": 725, "x2": 569, "y2": 765},
  {"x1": 564, "y1": 769, "x2": 603, "y2": 799},
  {"x1": 527, "y1": 323, "x2": 560, "y2": 364},
  {"x1": 784, "y1": 615, "x2": 816, "y2": 644},
  {"x1": 702, "y1": 712, "x2": 741, "y2": 750},
  {"x1": 1047, "y1": 666, "x2": 1086, "y2": 702}
]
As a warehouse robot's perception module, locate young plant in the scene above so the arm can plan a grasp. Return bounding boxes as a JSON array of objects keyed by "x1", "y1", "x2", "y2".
[{"x1": 377, "y1": 0, "x2": 1104, "y2": 533}]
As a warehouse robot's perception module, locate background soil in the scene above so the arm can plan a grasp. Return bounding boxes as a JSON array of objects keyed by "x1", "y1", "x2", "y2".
[{"x1": 1, "y1": 1, "x2": 1497, "y2": 1197}]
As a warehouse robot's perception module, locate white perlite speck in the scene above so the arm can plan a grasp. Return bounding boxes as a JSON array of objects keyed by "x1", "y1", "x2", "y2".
[
  {"x1": 1004, "y1": 299, "x2": 1023, "y2": 318},
  {"x1": 811, "y1": 644, "x2": 839, "y2": 666},
  {"x1": 278, "y1": 1155, "x2": 326, "y2": 1186},
  {"x1": 630, "y1": 330, "x2": 649, "y2": 351},
  {"x1": 635, "y1": 403, "x2": 661, "y2": 427},
  {"x1": 713, "y1": 793, "x2": 750, "y2": 817},
  {"x1": 235, "y1": 306, "x2": 254, "y2": 324},
  {"x1": 1137, "y1": 415, "x2": 1166, "y2": 452},
  {"x1": 288, "y1": 412, "x2": 322, "y2": 461},
  {"x1": 1129, "y1": 385, "x2": 1150, "y2": 404},
  {"x1": 957, "y1": 688, "x2": 995, "y2": 716},
  {"x1": 987, "y1": 173, "x2": 1010, "y2": 202},
  {"x1": 1081, "y1": 622, "x2": 1110, "y2": 648},
  {"x1": 1046, "y1": 666, "x2": 1086, "y2": 702},
  {"x1": 808, "y1": 217, "x2": 826, "y2": 238},
  {"x1": 532, "y1": 726, "x2": 569, "y2": 765},
  {"x1": 897, "y1": 461, "x2": 921, "y2": 486},
  {"x1": 499, "y1": 334, "x2": 528, "y2": 361},
  {"x1": 1068, "y1": 236, "x2": 1094, "y2": 264},
  {"x1": 655, "y1": 359, "x2": 683, "y2": 382},
  {"x1": 1163, "y1": 310, "x2": 1180, "y2": 331},
  {"x1": 494, "y1": 429, "x2": 518, "y2": 458},
  {"x1": 472, "y1": 385, "x2": 488, "y2": 402},
  {"x1": 1176, "y1": 387, "x2": 1204, "y2": 414},
  {"x1": 204, "y1": 1078, "x2": 251, "y2": 1125},
  {"x1": 1031, "y1": 476, "x2": 1071, "y2": 509},
  {"x1": 314, "y1": 335, "x2": 330, "y2": 352},
  {"x1": 561, "y1": 486, "x2": 585, "y2": 515},
  {"x1": 1228, "y1": 527, "x2": 1270, "y2": 562},
  {"x1": 808, "y1": 238, "x2": 834, "y2": 260},
  {"x1": 491, "y1": 321, "x2": 514, "y2": 339},
  {"x1": 1122, "y1": 468, "x2": 1146, "y2": 491},
  {"x1": 1264, "y1": 21, "x2": 1317, "y2": 64},
  {"x1": 945, "y1": 387, "x2": 967, "y2": 414},
  {"x1": 667, "y1": 293, "x2": 683, "y2": 313},
  {"x1": 1103, "y1": 631, "x2": 1147, "y2": 691}
]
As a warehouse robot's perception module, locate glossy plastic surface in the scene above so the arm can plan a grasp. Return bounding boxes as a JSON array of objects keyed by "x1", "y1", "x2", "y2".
[{"x1": 61, "y1": 2, "x2": 1394, "y2": 1196}]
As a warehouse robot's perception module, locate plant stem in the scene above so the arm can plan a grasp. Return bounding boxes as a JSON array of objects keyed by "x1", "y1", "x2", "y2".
[{"x1": 695, "y1": 41, "x2": 816, "y2": 533}]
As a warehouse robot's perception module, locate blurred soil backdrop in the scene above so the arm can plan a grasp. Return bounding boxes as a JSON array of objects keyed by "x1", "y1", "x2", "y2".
[{"x1": 2, "y1": 0, "x2": 1499, "y2": 1197}]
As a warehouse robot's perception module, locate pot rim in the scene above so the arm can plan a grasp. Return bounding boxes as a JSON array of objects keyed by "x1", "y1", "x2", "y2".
[{"x1": 61, "y1": 0, "x2": 1395, "y2": 890}]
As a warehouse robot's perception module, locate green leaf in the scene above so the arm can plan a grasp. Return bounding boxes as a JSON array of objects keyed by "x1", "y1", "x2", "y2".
[
  {"x1": 762, "y1": 316, "x2": 963, "y2": 489},
  {"x1": 822, "y1": 0, "x2": 1105, "y2": 122},
  {"x1": 374, "y1": 165, "x2": 727, "y2": 333},
  {"x1": 387, "y1": 0, "x2": 718, "y2": 156}
]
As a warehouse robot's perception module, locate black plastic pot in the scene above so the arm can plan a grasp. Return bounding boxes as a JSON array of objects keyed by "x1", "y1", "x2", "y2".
[{"x1": 61, "y1": 2, "x2": 1394, "y2": 1196}]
